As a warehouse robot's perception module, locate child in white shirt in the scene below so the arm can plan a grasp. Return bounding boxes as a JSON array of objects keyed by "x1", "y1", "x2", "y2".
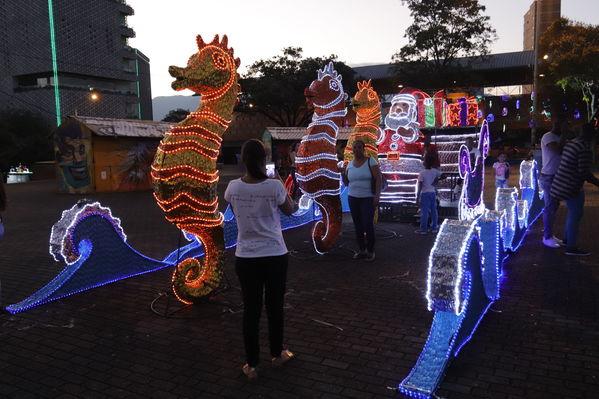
[
  {"x1": 493, "y1": 153, "x2": 510, "y2": 188},
  {"x1": 416, "y1": 152, "x2": 441, "y2": 234}
]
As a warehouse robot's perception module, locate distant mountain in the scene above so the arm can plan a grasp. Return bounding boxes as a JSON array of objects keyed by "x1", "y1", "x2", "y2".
[{"x1": 152, "y1": 95, "x2": 200, "y2": 121}]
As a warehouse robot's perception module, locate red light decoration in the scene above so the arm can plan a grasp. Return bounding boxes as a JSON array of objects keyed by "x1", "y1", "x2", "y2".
[
  {"x1": 296, "y1": 62, "x2": 347, "y2": 254},
  {"x1": 414, "y1": 89, "x2": 446, "y2": 127},
  {"x1": 151, "y1": 34, "x2": 240, "y2": 304},
  {"x1": 447, "y1": 97, "x2": 480, "y2": 127},
  {"x1": 344, "y1": 80, "x2": 381, "y2": 165}
]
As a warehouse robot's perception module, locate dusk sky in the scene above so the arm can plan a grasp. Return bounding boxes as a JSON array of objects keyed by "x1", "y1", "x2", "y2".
[{"x1": 126, "y1": 0, "x2": 599, "y2": 98}]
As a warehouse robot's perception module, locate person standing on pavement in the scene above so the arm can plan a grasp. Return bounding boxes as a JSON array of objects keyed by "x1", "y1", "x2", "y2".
[
  {"x1": 550, "y1": 123, "x2": 599, "y2": 256},
  {"x1": 540, "y1": 117, "x2": 567, "y2": 248},
  {"x1": 493, "y1": 152, "x2": 510, "y2": 189},
  {"x1": 224, "y1": 139, "x2": 297, "y2": 380},
  {"x1": 0, "y1": 174, "x2": 6, "y2": 240},
  {"x1": 341, "y1": 140, "x2": 381, "y2": 262},
  {"x1": 415, "y1": 152, "x2": 441, "y2": 234}
]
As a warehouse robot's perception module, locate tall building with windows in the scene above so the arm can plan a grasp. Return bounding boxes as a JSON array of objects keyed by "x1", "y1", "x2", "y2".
[
  {"x1": 0, "y1": 0, "x2": 152, "y2": 126},
  {"x1": 523, "y1": 0, "x2": 561, "y2": 51}
]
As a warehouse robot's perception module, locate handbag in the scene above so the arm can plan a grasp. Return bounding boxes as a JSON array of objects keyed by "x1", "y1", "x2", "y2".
[{"x1": 368, "y1": 158, "x2": 388, "y2": 194}]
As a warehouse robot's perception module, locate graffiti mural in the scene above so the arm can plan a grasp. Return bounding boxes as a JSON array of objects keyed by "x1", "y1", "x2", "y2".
[{"x1": 54, "y1": 120, "x2": 94, "y2": 194}]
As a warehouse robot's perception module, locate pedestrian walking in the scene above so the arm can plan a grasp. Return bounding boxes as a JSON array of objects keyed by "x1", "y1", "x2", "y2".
[
  {"x1": 493, "y1": 152, "x2": 510, "y2": 188},
  {"x1": 0, "y1": 174, "x2": 6, "y2": 240},
  {"x1": 550, "y1": 123, "x2": 599, "y2": 256},
  {"x1": 341, "y1": 140, "x2": 381, "y2": 262},
  {"x1": 540, "y1": 117, "x2": 568, "y2": 248},
  {"x1": 224, "y1": 139, "x2": 297, "y2": 380},
  {"x1": 415, "y1": 152, "x2": 441, "y2": 234}
]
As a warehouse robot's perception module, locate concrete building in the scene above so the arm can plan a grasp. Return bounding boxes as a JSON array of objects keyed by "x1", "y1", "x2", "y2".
[
  {"x1": 0, "y1": 0, "x2": 152, "y2": 127},
  {"x1": 523, "y1": 0, "x2": 561, "y2": 51}
]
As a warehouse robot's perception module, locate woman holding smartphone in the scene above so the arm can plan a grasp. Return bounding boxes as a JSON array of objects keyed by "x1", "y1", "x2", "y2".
[{"x1": 224, "y1": 139, "x2": 297, "y2": 380}]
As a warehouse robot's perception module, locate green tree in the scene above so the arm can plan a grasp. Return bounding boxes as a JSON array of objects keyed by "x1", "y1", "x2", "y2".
[
  {"x1": 0, "y1": 109, "x2": 52, "y2": 174},
  {"x1": 240, "y1": 47, "x2": 355, "y2": 127},
  {"x1": 392, "y1": 0, "x2": 496, "y2": 85},
  {"x1": 161, "y1": 108, "x2": 190, "y2": 122},
  {"x1": 540, "y1": 18, "x2": 599, "y2": 122}
]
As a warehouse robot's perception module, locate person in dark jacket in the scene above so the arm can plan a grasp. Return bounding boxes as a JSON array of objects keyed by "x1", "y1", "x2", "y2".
[
  {"x1": 550, "y1": 124, "x2": 599, "y2": 256},
  {"x1": 0, "y1": 175, "x2": 6, "y2": 239}
]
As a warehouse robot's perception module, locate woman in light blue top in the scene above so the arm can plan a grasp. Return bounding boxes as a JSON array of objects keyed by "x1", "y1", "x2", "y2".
[{"x1": 341, "y1": 140, "x2": 381, "y2": 262}]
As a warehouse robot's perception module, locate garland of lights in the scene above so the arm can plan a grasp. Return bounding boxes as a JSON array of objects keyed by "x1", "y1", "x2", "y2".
[
  {"x1": 49, "y1": 201, "x2": 126, "y2": 265},
  {"x1": 447, "y1": 96, "x2": 480, "y2": 127},
  {"x1": 457, "y1": 120, "x2": 490, "y2": 221},
  {"x1": 343, "y1": 80, "x2": 381, "y2": 165},
  {"x1": 151, "y1": 34, "x2": 240, "y2": 304},
  {"x1": 295, "y1": 62, "x2": 347, "y2": 254},
  {"x1": 399, "y1": 131, "x2": 546, "y2": 398}
]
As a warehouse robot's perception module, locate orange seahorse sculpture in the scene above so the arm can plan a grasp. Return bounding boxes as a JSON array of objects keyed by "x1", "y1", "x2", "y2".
[
  {"x1": 296, "y1": 62, "x2": 347, "y2": 254},
  {"x1": 151, "y1": 34, "x2": 240, "y2": 304},
  {"x1": 344, "y1": 80, "x2": 381, "y2": 166}
]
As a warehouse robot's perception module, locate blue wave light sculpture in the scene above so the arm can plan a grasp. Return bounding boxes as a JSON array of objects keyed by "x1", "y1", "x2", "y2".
[
  {"x1": 398, "y1": 153, "x2": 544, "y2": 398},
  {"x1": 6, "y1": 192, "x2": 338, "y2": 314}
]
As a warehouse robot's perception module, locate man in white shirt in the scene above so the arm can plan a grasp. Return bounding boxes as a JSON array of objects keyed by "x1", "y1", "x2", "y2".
[{"x1": 540, "y1": 118, "x2": 567, "y2": 248}]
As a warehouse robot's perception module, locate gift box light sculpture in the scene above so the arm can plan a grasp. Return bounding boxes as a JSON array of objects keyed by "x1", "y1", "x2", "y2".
[
  {"x1": 151, "y1": 34, "x2": 241, "y2": 304},
  {"x1": 343, "y1": 80, "x2": 381, "y2": 165},
  {"x1": 399, "y1": 125, "x2": 545, "y2": 399},
  {"x1": 295, "y1": 62, "x2": 347, "y2": 254},
  {"x1": 415, "y1": 90, "x2": 446, "y2": 127},
  {"x1": 447, "y1": 96, "x2": 480, "y2": 127}
]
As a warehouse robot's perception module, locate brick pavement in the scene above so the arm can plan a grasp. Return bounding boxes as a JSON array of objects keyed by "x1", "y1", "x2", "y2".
[{"x1": 0, "y1": 166, "x2": 598, "y2": 399}]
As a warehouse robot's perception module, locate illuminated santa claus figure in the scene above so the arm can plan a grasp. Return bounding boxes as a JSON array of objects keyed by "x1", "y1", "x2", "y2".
[{"x1": 377, "y1": 93, "x2": 425, "y2": 204}]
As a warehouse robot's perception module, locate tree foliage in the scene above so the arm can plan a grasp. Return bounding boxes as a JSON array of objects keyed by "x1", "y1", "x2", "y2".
[
  {"x1": 392, "y1": 0, "x2": 496, "y2": 83},
  {"x1": 540, "y1": 18, "x2": 599, "y2": 122},
  {"x1": 240, "y1": 47, "x2": 355, "y2": 127},
  {"x1": 161, "y1": 108, "x2": 190, "y2": 123},
  {"x1": 0, "y1": 109, "x2": 53, "y2": 174}
]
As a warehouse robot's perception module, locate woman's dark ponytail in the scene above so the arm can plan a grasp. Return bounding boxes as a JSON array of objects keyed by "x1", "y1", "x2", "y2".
[{"x1": 241, "y1": 139, "x2": 268, "y2": 180}]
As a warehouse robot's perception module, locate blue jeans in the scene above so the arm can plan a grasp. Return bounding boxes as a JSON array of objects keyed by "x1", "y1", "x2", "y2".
[
  {"x1": 564, "y1": 190, "x2": 585, "y2": 249},
  {"x1": 420, "y1": 192, "x2": 438, "y2": 232},
  {"x1": 541, "y1": 174, "x2": 560, "y2": 240},
  {"x1": 348, "y1": 195, "x2": 375, "y2": 253},
  {"x1": 495, "y1": 178, "x2": 508, "y2": 188}
]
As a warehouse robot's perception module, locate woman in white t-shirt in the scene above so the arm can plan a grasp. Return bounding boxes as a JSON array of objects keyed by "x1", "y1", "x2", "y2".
[
  {"x1": 416, "y1": 152, "x2": 441, "y2": 234},
  {"x1": 224, "y1": 139, "x2": 297, "y2": 380}
]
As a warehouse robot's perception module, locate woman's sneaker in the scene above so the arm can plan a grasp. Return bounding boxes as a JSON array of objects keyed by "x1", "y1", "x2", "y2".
[
  {"x1": 364, "y1": 252, "x2": 376, "y2": 262},
  {"x1": 272, "y1": 349, "x2": 295, "y2": 367},
  {"x1": 242, "y1": 364, "x2": 258, "y2": 380},
  {"x1": 564, "y1": 247, "x2": 591, "y2": 256},
  {"x1": 542, "y1": 236, "x2": 561, "y2": 248},
  {"x1": 353, "y1": 251, "x2": 367, "y2": 260}
]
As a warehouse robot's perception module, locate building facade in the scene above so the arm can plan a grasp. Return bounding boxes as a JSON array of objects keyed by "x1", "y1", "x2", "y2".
[
  {"x1": 523, "y1": 0, "x2": 561, "y2": 51},
  {"x1": 0, "y1": 0, "x2": 152, "y2": 126}
]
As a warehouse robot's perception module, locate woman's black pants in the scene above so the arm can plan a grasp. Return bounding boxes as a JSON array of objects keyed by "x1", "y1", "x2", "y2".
[{"x1": 235, "y1": 254, "x2": 288, "y2": 367}]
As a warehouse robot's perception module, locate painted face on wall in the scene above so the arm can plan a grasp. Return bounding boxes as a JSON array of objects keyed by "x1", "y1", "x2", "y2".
[{"x1": 55, "y1": 128, "x2": 91, "y2": 189}]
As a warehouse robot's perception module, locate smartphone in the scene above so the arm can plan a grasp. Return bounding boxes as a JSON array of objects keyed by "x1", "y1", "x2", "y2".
[{"x1": 266, "y1": 163, "x2": 276, "y2": 178}]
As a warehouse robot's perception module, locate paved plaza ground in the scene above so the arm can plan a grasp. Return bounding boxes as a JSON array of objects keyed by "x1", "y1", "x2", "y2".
[{"x1": 0, "y1": 165, "x2": 598, "y2": 399}]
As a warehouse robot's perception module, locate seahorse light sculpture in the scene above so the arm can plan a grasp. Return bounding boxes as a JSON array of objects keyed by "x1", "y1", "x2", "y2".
[
  {"x1": 151, "y1": 34, "x2": 240, "y2": 304},
  {"x1": 457, "y1": 120, "x2": 490, "y2": 221},
  {"x1": 296, "y1": 62, "x2": 347, "y2": 254},
  {"x1": 343, "y1": 80, "x2": 381, "y2": 165}
]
